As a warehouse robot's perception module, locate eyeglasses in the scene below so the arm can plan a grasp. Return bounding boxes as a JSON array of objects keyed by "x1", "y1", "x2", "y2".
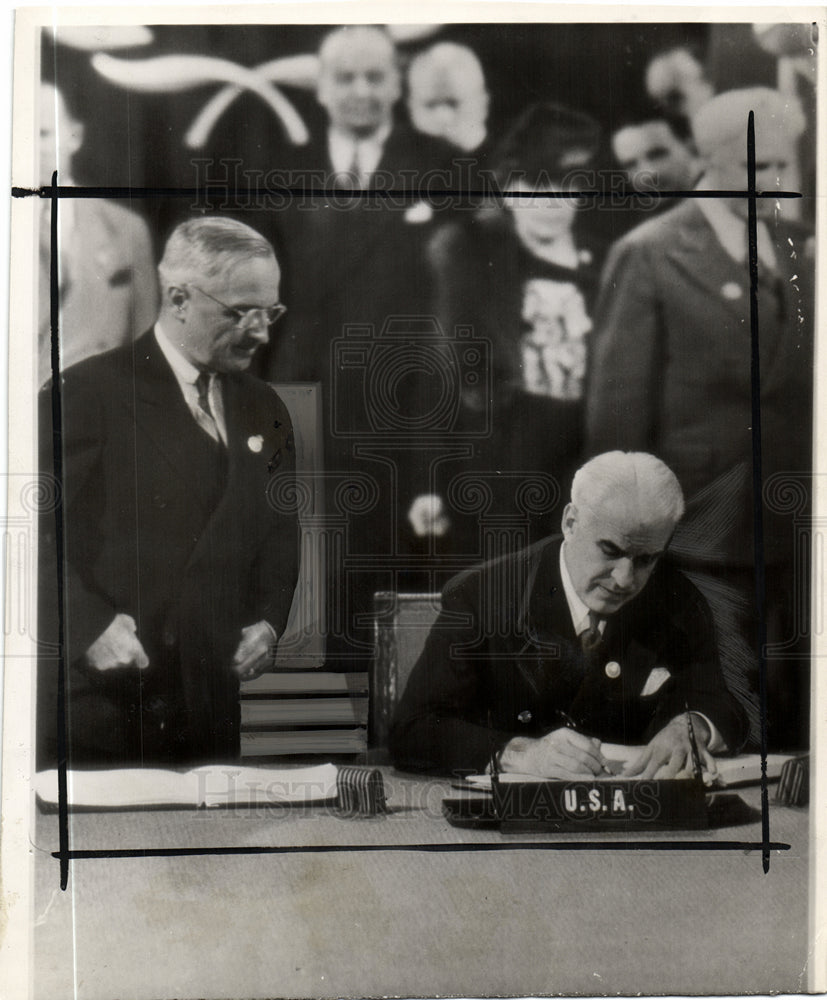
[{"x1": 186, "y1": 283, "x2": 288, "y2": 327}]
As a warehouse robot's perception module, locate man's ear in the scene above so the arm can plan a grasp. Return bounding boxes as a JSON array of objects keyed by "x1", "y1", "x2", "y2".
[
  {"x1": 166, "y1": 284, "x2": 189, "y2": 319},
  {"x1": 561, "y1": 502, "x2": 577, "y2": 538}
]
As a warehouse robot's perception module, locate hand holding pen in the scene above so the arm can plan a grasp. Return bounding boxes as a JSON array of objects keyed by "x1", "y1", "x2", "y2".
[
  {"x1": 556, "y1": 710, "x2": 613, "y2": 775},
  {"x1": 498, "y1": 710, "x2": 613, "y2": 779}
]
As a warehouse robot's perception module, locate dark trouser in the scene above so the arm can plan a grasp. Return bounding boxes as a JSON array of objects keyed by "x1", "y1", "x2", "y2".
[{"x1": 36, "y1": 649, "x2": 237, "y2": 768}]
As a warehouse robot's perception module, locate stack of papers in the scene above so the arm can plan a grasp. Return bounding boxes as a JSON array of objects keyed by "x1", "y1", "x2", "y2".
[{"x1": 34, "y1": 763, "x2": 340, "y2": 810}]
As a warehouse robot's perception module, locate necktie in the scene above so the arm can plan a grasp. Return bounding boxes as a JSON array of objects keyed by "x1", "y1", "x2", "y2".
[
  {"x1": 580, "y1": 611, "x2": 603, "y2": 655},
  {"x1": 194, "y1": 371, "x2": 220, "y2": 443},
  {"x1": 347, "y1": 143, "x2": 363, "y2": 190}
]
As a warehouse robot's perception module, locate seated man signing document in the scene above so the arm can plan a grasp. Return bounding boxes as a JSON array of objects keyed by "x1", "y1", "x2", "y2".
[{"x1": 389, "y1": 452, "x2": 748, "y2": 778}]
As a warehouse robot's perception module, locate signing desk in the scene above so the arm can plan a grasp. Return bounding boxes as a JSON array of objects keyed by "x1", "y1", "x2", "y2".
[{"x1": 33, "y1": 769, "x2": 809, "y2": 999}]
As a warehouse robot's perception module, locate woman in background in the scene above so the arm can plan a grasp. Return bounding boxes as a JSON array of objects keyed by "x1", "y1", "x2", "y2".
[{"x1": 414, "y1": 102, "x2": 609, "y2": 556}]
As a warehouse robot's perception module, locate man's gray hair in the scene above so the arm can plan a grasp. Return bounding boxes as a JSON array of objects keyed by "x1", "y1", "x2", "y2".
[
  {"x1": 318, "y1": 25, "x2": 397, "y2": 69},
  {"x1": 158, "y1": 217, "x2": 275, "y2": 285},
  {"x1": 571, "y1": 451, "x2": 685, "y2": 523},
  {"x1": 408, "y1": 42, "x2": 486, "y2": 92},
  {"x1": 692, "y1": 86, "x2": 806, "y2": 156}
]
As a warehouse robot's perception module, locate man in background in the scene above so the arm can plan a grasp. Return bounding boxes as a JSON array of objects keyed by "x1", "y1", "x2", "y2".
[
  {"x1": 587, "y1": 88, "x2": 813, "y2": 750},
  {"x1": 406, "y1": 42, "x2": 491, "y2": 159},
  {"x1": 611, "y1": 115, "x2": 700, "y2": 197},
  {"x1": 38, "y1": 81, "x2": 157, "y2": 386},
  {"x1": 259, "y1": 26, "x2": 455, "y2": 670},
  {"x1": 262, "y1": 25, "x2": 454, "y2": 386},
  {"x1": 39, "y1": 217, "x2": 299, "y2": 766}
]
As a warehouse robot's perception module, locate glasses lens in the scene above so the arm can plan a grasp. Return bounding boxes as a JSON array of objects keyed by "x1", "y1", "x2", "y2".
[{"x1": 236, "y1": 304, "x2": 287, "y2": 328}]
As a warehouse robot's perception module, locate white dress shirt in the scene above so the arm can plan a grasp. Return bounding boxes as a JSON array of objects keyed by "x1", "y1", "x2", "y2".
[
  {"x1": 559, "y1": 543, "x2": 606, "y2": 639},
  {"x1": 327, "y1": 122, "x2": 392, "y2": 187},
  {"x1": 154, "y1": 324, "x2": 227, "y2": 445}
]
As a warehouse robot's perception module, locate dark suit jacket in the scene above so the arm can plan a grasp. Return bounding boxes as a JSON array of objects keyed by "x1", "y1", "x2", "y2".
[
  {"x1": 38, "y1": 330, "x2": 299, "y2": 765},
  {"x1": 422, "y1": 210, "x2": 608, "y2": 546},
  {"x1": 257, "y1": 125, "x2": 456, "y2": 482},
  {"x1": 428, "y1": 209, "x2": 607, "y2": 404},
  {"x1": 259, "y1": 124, "x2": 456, "y2": 389},
  {"x1": 389, "y1": 535, "x2": 748, "y2": 775},
  {"x1": 586, "y1": 200, "x2": 814, "y2": 568},
  {"x1": 250, "y1": 125, "x2": 458, "y2": 655}
]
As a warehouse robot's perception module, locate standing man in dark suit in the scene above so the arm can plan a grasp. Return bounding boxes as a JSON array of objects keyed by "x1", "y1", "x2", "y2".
[
  {"x1": 586, "y1": 89, "x2": 813, "y2": 750},
  {"x1": 258, "y1": 25, "x2": 456, "y2": 669},
  {"x1": 390, "y1": 452, "x2": 748, "y2": 778},
  {"x1": 38, "y1": 217, "x2": 298, "y2": 767},
  {"x1": 262, "y1": 25, "x2": 455, "y2": 387}
]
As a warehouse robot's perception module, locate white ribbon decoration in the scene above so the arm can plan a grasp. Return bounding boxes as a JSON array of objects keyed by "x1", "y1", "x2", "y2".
[
  {"x1": 91, "y1": 52, "x2": 311, "y2": 146},
  {"x1": 183, "y1": 55, "x2": 319, "y2": 148},
  {"x1": 48, "y1": 25, "x2": 155, "y2": 50}
]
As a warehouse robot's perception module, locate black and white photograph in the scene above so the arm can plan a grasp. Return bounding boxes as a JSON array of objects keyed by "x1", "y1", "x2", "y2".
[{"x1": 1, "y1": 3, "x2": 824, "y2": 998}]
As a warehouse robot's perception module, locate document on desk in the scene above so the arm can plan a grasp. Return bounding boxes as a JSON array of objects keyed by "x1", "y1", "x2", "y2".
[
  {"x1": 34, "y1": 763, "x2": 339, "y2": 810},
  {"x1": 462, "y1": 749, "x2": 797, "y2": 789},
  {"x1": 463, "y1": 743, "x2": 641, "y2": 787}
]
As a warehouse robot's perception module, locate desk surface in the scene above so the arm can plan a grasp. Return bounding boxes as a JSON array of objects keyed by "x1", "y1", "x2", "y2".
[{"x1": 33, "y1": 769, "x2": 810, "y2": 1000}]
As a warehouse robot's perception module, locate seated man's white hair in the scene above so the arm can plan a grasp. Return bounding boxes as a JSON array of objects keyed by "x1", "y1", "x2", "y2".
[{"x1": 571, "y1": 451, "x2": 685, "y2": 524}]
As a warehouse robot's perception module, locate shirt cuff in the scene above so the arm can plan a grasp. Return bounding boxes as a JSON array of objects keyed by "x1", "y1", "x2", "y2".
[
  {"x1": 260, "y1": 619, "x2": 280, "y2": 659},
  {"x1": 692, "y1": 712, "x2": 724, "y2": 753}
]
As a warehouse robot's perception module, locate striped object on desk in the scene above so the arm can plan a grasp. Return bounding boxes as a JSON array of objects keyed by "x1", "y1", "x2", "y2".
[{"x1": 239, "y1": 672, "x2": 369, "y2": 759}]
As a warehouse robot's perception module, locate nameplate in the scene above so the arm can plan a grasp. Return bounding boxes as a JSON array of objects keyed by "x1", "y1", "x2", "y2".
[
  {"x1": 493, "y1": 777, "x2": 709, "y2": 831},
  {"x1": 442, "y1": 777, "x2": 710, "y2": 831}
]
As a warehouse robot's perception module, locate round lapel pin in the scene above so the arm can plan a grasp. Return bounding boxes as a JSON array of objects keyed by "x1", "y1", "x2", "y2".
[
  {"x1": 722, "y1": 282, "x2": 742, "y2": 300},
  {"x1": 247, "y1": 435, "x2": 264, "y2": 453},
  {"x1": 605, "y1": 661, "x2": 621, "y2": 679},
  {"x1": 517, "y1": 710, "x2": 532, "y2": 723}
]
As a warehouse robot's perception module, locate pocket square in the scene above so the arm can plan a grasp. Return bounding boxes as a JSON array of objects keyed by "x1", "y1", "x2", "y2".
[{"x1": 641, "y1": 667, "x2": 672, "y2": 697}]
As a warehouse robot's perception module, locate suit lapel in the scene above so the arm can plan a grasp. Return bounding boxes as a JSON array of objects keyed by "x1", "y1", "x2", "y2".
[
  {"x1": 672, "y1": 203, "x2": 753, "y2": 322},
  {"x1": 523, "y1": 538, "x2": 574, "y2": 642},
  {"x1": 674, "y1": 208, "x2": 807, "y2": 397},
  {"x1": 132, "y1": 331, "x2": 227, "y2": 516},
  {"x1": 215, "y1": 375, "x2": 265, "y2": 520},
  {"x1": 295, "y1": 127, "x2": 426, "y2": 300},
  {"x1": 200, "y1": 375, "x2": 287, "y2": 538},
  {"x1": 601, "y1": 588, "x2": 666, "y2": 696},
  {"x1": 512, "y1": 538, "x2": 576, "y2": 698}
]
